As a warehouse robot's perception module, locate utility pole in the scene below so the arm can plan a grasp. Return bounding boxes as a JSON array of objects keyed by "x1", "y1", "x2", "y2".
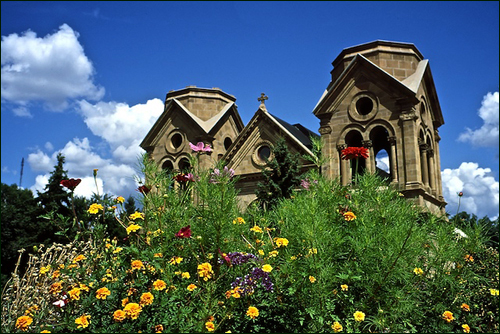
[{"x1": 19, "y1": 157, "x2": 24, "y2": 188}]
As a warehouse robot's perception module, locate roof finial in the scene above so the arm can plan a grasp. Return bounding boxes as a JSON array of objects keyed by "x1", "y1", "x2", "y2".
[
  {"x1": 258, "y1": 93, "x2": 268, "y2": 104},
  {"x1": 258, "y1": 93, "x2": 268, "y2": 110}
]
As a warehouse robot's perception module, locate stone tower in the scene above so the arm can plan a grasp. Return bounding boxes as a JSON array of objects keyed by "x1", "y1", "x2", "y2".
[
  {"x1": 140, "y1": 86, "x2": 245, "y2": 172},
  {"x1": 312, "y1": 40, "x2": 446, "y2": 214}
]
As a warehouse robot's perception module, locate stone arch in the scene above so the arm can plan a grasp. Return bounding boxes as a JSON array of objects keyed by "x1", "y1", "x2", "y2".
[
  {"x1": 176, "y1": 154, "x2": 192, "y2": 173},
  {"x1": 160, "y1": 156, "x2": 175, "y2": 173},
  {"x1": 366, "y1": 121, "x2": 397, "y2": 182}
]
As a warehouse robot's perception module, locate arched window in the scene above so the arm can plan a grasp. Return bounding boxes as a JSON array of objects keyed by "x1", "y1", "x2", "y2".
[
  {"x1": 178, "y1": 158, "x2": 191, "y2": 173},
  {"x1": 344, "y1": 130, "x2": 365, "y2": 179}
]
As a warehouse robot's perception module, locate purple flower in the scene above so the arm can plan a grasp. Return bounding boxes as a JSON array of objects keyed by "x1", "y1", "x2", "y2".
[
  {"x1": 189, "y1": 142, "x2": 212, "y2": 153},
  {"x1": 230, "y1": 265, "x2": 274, "y2": 296},
  {"x1": 301, "y1": 179, "x2": 311, "y2": 190}
]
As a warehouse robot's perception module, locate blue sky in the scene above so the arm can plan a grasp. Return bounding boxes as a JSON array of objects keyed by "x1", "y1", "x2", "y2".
[{"x1": 1, "y1": 1, "x2": 498, "y2": 219}]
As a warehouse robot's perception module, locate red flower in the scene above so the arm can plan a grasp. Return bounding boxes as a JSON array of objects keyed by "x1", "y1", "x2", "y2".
[
  {"x1": 175, "y1": 225, "x2": 191, "y2": 238},
  {"x1": 60, "y1": 178, "x2": 81, "y2": 191},
  {"x1": 174, "y1": 174, "x2": 191, "y2": 183},
  {"x1": 341, "y1": 147, "x2": 369, "y2": 160},
  {"x1": 137, "y1": 185, "x2": 150, "y2": 195}
]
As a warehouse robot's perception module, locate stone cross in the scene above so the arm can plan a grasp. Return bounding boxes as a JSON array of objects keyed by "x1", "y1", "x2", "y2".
[{"x1": 258, "y1": 93, "x2": 268, "y2": 105}]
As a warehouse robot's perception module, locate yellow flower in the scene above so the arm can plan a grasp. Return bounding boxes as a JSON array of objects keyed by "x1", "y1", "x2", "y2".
[
  {"x1": 258, "y1": 249, "x2": 265, "y2": 256},
  {"x1": 413, "y1": 267, "x2": 424, "y2": 276},
  {"x1": 153, "y1": 280, "x2": 167, "y2": 291},
  {"x1": 126, "y1": 224, "x2": 142, "y2": 235},
  {"x1": 250, "y1": 225, "x2": 263, "y2": 233},
  {"x1": 197, "y1": 262, "x2": 214, "y2": 281},
  {"x1": 40, "y1": 265, "x2": 51, "y2": 274},
  {"x1": 75, "y1": 314, "x2": 91, "y2": 329},
  {"x1": 205, "y1": 321, "x2": 215, "y2": 332},
  {"x1": 50, "y1": 282, "x2": 63, "y2": 295},
  {"x1": 122, "y1": 297, "x2": 130, "y2": 307},
  {"x1": 309, "y1": 276, "x2": 316, "y2": 283},
  {"x1": 462, "y1": 324, "x2": 470, "y2": 333},
  {"x1": 233, "y1": 217, "x2": 246, "y2": 224},
  {"x1": 187, "y1": 284, "x2": 197, "y2": 291},
  {"x1": 155, "y1": 324, "x2": 164, "y2": 333},
  {"x1": 116, "y1": 196, "x2": 125, "y2": 203},
  {"x1": 268, "y1": 250, "x2": 279, "y2": 257},
  {"x1": 341, "y1": 284, "x2": 348, "y2": 291},
  {"x1": 140, "y1": 292, "x2": 154, "y2": 306},
  {"x1": 461, "y1": 303, "x2": 470, "y2": 312},
  {"x1": 262, "y1": 264, "x2": 273, "y2": 273},
  {"x1": 343, "y1": 211, "x2": 356, "y2": 221},
  {"x1": 274, "y1": 237, "x2": 289, "y2": 247},
  {"x1": 154, "y1": 252, "x2": 163, "y2": 258},
  {"x1": 96, "y1": 287, "x2": 111, "y2": 300},
  {"x1": 332, "y1": 321, "x2": 343, "y2": 332},
  {"x1": 464, "y1": 254, "x2": 474, "y2": 262},
  {"x1": 113, "y1": 309, "x2": 126, "y2": 322},
  {"x1": 181, "y1": 272, "x2": 191, "y2": 279},
  {"x1": 51, "y1": 270, "x2": 61, "y2": 279},
  {"x1": 88, "y1": 203, "x2": 103, "y2": 214},
  {"x1": 490, "y1": 288, "x2": 499, "y2": 296},
  {"x1": 354, "y1": 311, "x2": 365, "y2": 322},
  {"x1": 40, "y1": 331, "x2": 51, "y2": 333},
  {"x1": 131, "y1": 260, "x2": 145, "y2": 271},
  {"x1": 246, "y1": 306, "x2": 259, "y2": 319},
  {"x1": 129, "y1": 211, "x2": 145, "y2": 220},
  {"x1": 442, "y1": 311, "x2": 454, "y2": 323},
  {"x1": 124, "y1": 302, "x2": 142, "y2": 320},
  {"x1": 15, "y1": 315, "x2": 33, "y2": 331},
  {"x1": 113, "y1": 247, "x2": 123, "y2": 254},
  {"x1": 168, "y1": 256, "x2": 183, "y2": 265},
  {"x1": 68, "y1": 287, "x2": 81, "y2": 300},
  {"x1": 73, "y1": 254, "x2": 86, "y2": 263}
]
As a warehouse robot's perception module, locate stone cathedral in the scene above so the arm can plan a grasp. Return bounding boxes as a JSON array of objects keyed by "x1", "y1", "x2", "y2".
[{"x1": 141, "y1": 40, "x2": 447, "y2": 214}]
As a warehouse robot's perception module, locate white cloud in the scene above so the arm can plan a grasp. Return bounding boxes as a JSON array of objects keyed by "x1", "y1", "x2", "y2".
[
  {"x1": 77, "y1": 98, "x2": 164, "y2": 164},
  {"x1": 45, "y1": 142, "x2": 54, "y2": 152},
  {"x1": 1, "y1": 24, "x2": 104, "y2": 112},
  {"x1": 28, "y1": 137, "x2": 141, "y2": 199},
  {"x1": 12, "y1": 106, "x2": 33, "y2": 118},
  {"x1": 441, "y1": 162, "x2": 499, "y2": 220},
  {"x1": 458, "y1": 92, "x2": 499, "y2": 147},
  {"x1": 375, "y1": 150, "x2": 390, "y2": 173}
]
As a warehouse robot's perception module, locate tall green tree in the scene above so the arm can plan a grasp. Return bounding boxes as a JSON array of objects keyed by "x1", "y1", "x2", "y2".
[
  {"x1": 255, "y1": 137, "x2": 302, "y2": 210},
  {"x1": 36, "y1": 153, "x2": 71, "y2": 217},
  {"x1": 1, "y1": 183, "x2": 49, "y2": 288}
]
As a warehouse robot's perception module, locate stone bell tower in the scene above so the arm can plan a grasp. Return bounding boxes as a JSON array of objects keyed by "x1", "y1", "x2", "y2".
[{"x1": 312, "y1": 40, "x2": 446, "y2": 215}]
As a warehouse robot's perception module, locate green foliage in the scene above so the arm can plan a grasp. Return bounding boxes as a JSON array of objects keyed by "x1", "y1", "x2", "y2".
[
  {"x1": 1, "y1": 154, "x2": 498, "y2": 333},
  {"x1": 256, "y1": 138, "x2": 302, "y2": 210}
]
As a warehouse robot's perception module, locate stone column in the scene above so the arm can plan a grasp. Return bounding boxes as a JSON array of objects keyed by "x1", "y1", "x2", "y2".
[
  {"x1": 399, "y1": 106, "x2": 420, "y2": 189},
  {"x1": 388, "y1": 136, "x2": 398, "y2": 182},
  {"x1": 337, "y1": 144, "x2": 348, "y2": 185},
  {"x1": 428, "y1": 148, "x2": 436, "y2": 195},
  {"x1": 319, "y1": 117, "x2": 335, "y2": 179},
  {"x1": 362, "y1": 140, "x2": 374, "y2": 174},
  {"x1": 434, "y1": 130, "x2": 445, "y2": 201},
  {"x1": 419, "y1": 141, "x2": 429, "y2": 188}
]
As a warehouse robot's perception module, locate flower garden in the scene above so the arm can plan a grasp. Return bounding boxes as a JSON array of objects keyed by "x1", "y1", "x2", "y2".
[{"x1": 1, "y1": 145, "x2": 498, "y2": 333}]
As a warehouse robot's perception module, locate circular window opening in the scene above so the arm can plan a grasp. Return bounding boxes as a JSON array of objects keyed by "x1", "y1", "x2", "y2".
[
  {"x1": 258, "y1": 145, "x2": 271, "y2": 161},
  {"x1": 171, "y1": 133, "x2": 183, "y2": 149},
  {"x1": 224, "y1": 137, "x2": 233, "y2": 150},
  {"x1": 356, "y1": 97, "x2": 373, "y2": 115}
]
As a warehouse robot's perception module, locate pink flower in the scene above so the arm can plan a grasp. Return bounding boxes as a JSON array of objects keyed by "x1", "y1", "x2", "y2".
[
  {"x1": 175, "y1": 225, "x2": 192, "y2": 238},
  {"x1": 189, "y1": 142, "x2": 212, "y2": 153}
]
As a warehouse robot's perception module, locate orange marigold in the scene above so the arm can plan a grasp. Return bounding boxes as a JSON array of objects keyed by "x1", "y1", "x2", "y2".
[
  {"x1": 140, "y1": 292, "x2": 154, "y2": 306},
  {"x1": 124, "y1": 302, "x2": 142, "y2": 320},
  {"x1": 96, "y1": 287, "x2": 111, "y2": 300},
  {"x1": 113, "y1": 310, "x2": 126, "y2": 322},
  {"x1": 442, "y1": 311, "x2": 454, "y2": 323},
  {"x1": 15, "y1": 315, "x2": 33, "y2": 331}
]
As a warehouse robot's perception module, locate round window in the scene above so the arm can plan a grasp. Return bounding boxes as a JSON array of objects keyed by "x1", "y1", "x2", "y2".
[
  {"x1": 258, "y1": 145, "x2": 271, "y2": 161},
  {"x1": 356, "y1": 97, "x2": 373, "y2": 115},
  {"x1": 224, "y1": 137, "x2": 233, "y2": 150},
  {"x1": 171, "y1": 133, "x2": 183, "y2": 149}
]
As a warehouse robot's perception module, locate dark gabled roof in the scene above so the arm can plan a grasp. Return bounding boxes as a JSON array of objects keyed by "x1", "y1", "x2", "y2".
[{"x1": 269, "y1": 113, "x2": 319, "y2": 150}]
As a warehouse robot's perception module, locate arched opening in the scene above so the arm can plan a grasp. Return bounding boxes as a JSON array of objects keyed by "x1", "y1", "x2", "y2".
[
  {"x1": 171, "y1": 133, "x2": 183, "y2": 149},
  {"x1": 162, "y1": 160, "x2": 174, "y2": 172},
  {"x1": 178, "y1": 158, "x2": 191, "y2": 173},
  {"x1": 224, "y1": 137, "x2": 233, "y2": 151},
  {"x1": 344, "y1": 130, "x2": 365, "y2": 179},
  {"x1": 370, "y1": 126, "x2": 392, "y2": 183}
]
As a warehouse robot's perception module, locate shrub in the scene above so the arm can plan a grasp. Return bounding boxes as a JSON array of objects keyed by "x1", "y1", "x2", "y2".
[{"x1": 1, "y1": 153, "x2": 498, "y2": 333}]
